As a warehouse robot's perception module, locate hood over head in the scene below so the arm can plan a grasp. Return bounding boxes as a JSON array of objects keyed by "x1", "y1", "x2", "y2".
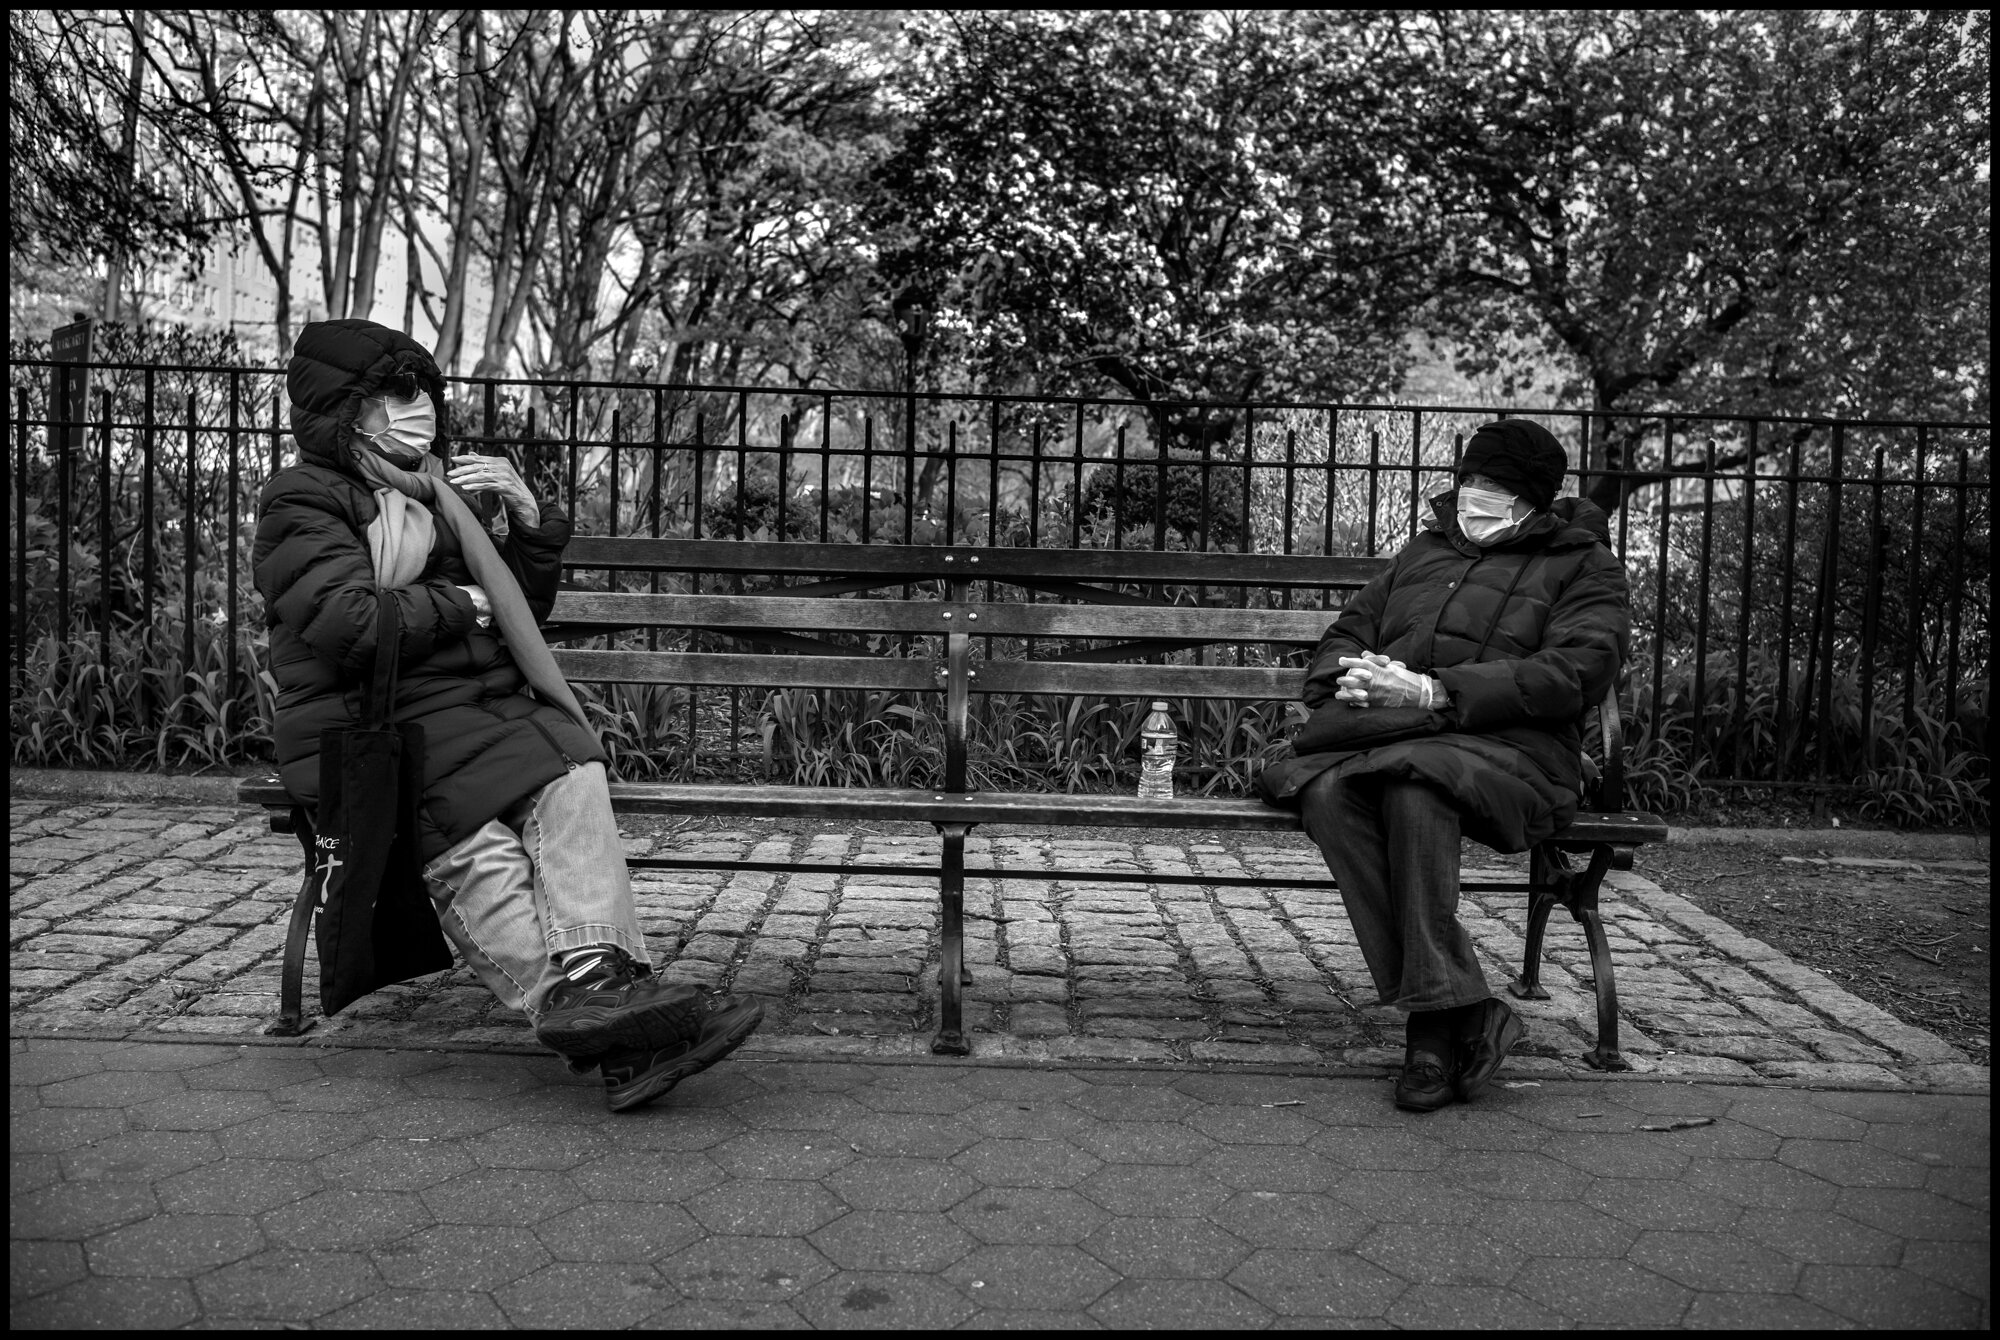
[{"x1": 287, "y1": 319, "x2": 448, "y2": 475}]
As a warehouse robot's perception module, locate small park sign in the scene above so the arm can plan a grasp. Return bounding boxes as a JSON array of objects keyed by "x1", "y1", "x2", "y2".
[{"x1": 50, "y1": 317, "x2": 93, "y2": 453}]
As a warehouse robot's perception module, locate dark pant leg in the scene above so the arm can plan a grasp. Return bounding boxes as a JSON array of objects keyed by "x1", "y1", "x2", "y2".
[
  {"x1": 1378, "y1": 777, "x2": 1489, "y2": 1011},
  {"x1": 1299, "y1": 769, "x2": 1397, "y2": 995},
  {"x1": 1298, "y1": 769, "x2": 1489, "y2": 1012}
]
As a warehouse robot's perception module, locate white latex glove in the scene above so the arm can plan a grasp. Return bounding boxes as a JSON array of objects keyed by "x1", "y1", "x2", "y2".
[
  {"x1": 1335, "y1": 653, "x2": 1441, "y2": 709},
  {"x1": 457, "y1": 584, "x2": 493, "y2": 630},
  {"x1": 448, "y1": 453, "x2": 539, "y2": 526},
  {"x1": 1333, "y1": 651, "x2": 1392, "y2": 706}
]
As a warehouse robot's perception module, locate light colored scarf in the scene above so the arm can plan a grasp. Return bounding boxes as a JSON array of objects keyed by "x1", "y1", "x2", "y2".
[
  {"x1": 355, "y1": 446, "x2": 599, "y2": 744},
  {"x1": 368, "y1": 477, "x2": 437, "y2": 588}
]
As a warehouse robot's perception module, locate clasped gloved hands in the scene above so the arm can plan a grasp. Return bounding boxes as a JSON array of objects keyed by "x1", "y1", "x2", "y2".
[{"x1": 1335, "y1": 652, "x2": 1443, "y2": 709}]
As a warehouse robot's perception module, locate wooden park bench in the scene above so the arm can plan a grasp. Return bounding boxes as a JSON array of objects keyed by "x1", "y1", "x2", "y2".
[{"x1": 242, "y1": 538, "x2": 1667, "y2": 1068}]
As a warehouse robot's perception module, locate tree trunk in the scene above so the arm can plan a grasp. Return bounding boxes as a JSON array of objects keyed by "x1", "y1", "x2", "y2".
[
  {"x1": 349, "y1": 14, "x2": 431, "y2": 323},
  {"x1": 471, "y1": 20, "x2": 564, "y2": 380},
  {"x1": 608, "y1": 236, "x2": 659, "y2": 381},
  {"x1": 274, "y1": 128, "x2": 310, "y2": 356},
  {"x1": 101, "y1": 11, "x2": 147, "y2": 323},
  {"x1": 325, "y1": 12, "x2": 378, "y2": 321},
  {"x1": 474, "y1": 201, "x2": 549, "y2": 381},
  {"x1": 436, "y1": 17, "x2": 492, "y2": 376}
]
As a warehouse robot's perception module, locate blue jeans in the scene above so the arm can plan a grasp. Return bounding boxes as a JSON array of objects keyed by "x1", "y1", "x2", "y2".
[
  {"x1": 421, "y1": 762, "x2": 648, "y2": 1022},
  {"x1": 1298, "y1": 769, "x2": 1491, "y2": 1014}
]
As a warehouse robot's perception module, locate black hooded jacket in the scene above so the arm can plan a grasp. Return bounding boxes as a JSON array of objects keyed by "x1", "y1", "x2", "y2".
[
  {"x1": 1257, "y1": 491, "x2": 1631, "y2": 852},
  {"x1": 252, "y1": 319, "x2": 606, "y2": 861}
]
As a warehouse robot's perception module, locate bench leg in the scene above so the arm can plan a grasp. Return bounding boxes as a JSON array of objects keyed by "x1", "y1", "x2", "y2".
[
  {"x1": 932, "y1": 822, "x2": 973, "y2": 1057},
  {"x1": 264, "y1": 806, "x2": 319, "y2": 1038},
  {"x1": 1573, "y1": 885, "x2": 1628, "y2": 1072},
  {"x1": 1510, "y1": 843, "x2": 1628, "y2": 1072},
  {"x1": 1508, "y1": 882, "x2": 1560, "y2": 1002}
]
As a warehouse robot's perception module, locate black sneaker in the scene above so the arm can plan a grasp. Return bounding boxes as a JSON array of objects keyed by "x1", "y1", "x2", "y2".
[
  {"x1": 599, "y1": 994, "x2": 766, "y2": 1113},
  {"x1": 1394, "y1": 1048, "x2": 1457, "y2": 1112},
  {"x1": 534, "y1": 947, "x2": 706, "y2": 1061}
]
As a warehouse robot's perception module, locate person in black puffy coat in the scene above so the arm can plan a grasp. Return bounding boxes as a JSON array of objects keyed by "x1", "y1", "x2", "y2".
[
  {"x1": 255, "y1": 319, "x2": 760, "y2": 1111},
  {"x1": 1257, "y1": 419, "x2": 1631, "y2": 1113}
]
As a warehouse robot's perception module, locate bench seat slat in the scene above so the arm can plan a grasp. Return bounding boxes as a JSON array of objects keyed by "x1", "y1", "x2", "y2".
[{"x1": 236, "y1": 774, "x2": 1666, "y2": 845}]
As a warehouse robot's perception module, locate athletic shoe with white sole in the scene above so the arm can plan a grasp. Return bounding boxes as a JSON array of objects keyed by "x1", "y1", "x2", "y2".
[
  {"x1": 533, "y1": 945, "x2": 707, "y2": 1061},
  {"x1": 599, "y1": 993, "x2": 766, "y2": 1113}
]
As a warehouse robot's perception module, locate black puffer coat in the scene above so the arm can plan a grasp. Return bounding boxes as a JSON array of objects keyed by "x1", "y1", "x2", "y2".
[
  {"x1": 1257, "y1": 492, "x2": 1630, "y2": 852},
  {"x1": 253, "y1": 319, "x2": 606, "y2": 862}
]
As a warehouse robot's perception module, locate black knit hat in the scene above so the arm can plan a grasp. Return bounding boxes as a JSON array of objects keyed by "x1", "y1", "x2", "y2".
[{"x1": 1458, "y1": 420, "x2": 1568, "y2": 512}]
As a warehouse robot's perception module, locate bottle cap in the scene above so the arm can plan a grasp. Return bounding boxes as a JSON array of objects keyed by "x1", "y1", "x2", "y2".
[{"x1": 1150, "y1": 700, "x2": 1169, "y2": 711}]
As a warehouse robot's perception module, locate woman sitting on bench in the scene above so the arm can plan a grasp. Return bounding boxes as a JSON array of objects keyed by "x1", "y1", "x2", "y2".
[
  {"x1": 1260, "y1": 420, "x2": 1631, "y2": 1112},
  {"x1": 255, "y1": 318, "x2": 762, "y2": 1112}
]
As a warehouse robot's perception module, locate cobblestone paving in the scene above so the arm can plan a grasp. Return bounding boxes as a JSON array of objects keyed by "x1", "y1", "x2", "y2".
[
  {"x1": 8, "y1": 799, "x2": 1987, "y2": 1090},
  {"x1": 10, "y1": 1039, "x2": 1991, "y2": 1328}
]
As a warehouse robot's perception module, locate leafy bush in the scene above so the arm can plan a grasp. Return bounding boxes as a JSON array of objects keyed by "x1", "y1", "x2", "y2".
[
  {"x1": 10, "y1": 621, "x2": 275, "y2": 771},
  {"x1": 1078, "y1": 452, "x2": 1247, "y2": 550},
  {"x1": 1621, "y1": 650, "x2": 1988, "y2": 828}
]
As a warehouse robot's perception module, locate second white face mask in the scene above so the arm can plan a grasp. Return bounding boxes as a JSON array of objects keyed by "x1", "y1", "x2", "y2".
[{"x1": 1458, "y1": 485, "x2": 1530, "y2": 546}]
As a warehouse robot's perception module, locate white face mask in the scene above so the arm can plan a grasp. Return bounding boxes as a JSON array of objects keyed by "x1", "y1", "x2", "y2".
[
  {"x1": 1458, "y1": 484, "x2": 1533, "y2": 546},
  {"x1": 357, "y1": 394, "x2": 437, "y2": 464}
]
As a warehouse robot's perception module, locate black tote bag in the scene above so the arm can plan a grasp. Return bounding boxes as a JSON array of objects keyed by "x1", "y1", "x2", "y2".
[{"x1": 311, "y1": 595, "x2": 453, "y2": 1017}]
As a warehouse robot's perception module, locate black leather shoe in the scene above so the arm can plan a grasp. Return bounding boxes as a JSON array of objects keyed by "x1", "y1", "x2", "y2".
[
  {"x1": 599, "y1": 993, "x2": 766, "y2": 1113},
  {"x1": 534, "y1": 947, "x2": 706, "y2": 1061},
  {"x1": 1453, "y1": 997, "x2": 1526, "y2": 1101},
  {"x1": 1394, "y1": 1048, "x2": 1457, "y2": 1112}
]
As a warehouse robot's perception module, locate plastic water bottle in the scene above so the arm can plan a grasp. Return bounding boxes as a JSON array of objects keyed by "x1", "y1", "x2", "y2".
[{"x1": 1138, "y1": 700, "x2": 1177, "y2": 800}]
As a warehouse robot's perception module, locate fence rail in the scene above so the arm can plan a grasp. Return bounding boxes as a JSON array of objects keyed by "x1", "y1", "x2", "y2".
[{"x1": 7, "y1": 359, "x2": 1991, "y2": 811}]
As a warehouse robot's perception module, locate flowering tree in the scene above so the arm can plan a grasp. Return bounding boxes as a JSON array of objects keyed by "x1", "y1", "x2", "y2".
[
  {"x1": 878, "y1": 10, "x2": 1436, "y2": 436},
  {"x1": 1398, "y1": 9, "x2": 1990, "y2": 497}
]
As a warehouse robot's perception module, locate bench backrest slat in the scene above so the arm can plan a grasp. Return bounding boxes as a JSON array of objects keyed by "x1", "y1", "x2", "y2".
[
  {"x1": 559, "y1": 592, "x2": 951, "y2": 635},
  {"x1": 938, "y1": 603, "x2": 1331, "y2": 643},
  {"x1": 551, "y1": 649, "x2": 935, "y2": 692},
  {"x1": 551, "y1": 591, "x2": 1335, "y2": 645},
  {"x1": 551, "y1": 649, "x2": 1308, "y2": 701},
  {"x1": 978, "y1": 662, "x2": 1305, "y2": 700},
  {"x1": 564, "y1": 537, "x2": 1390, "y2": 590}
]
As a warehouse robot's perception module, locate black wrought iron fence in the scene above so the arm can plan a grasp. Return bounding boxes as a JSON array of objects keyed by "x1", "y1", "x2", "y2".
[{"x1": 7, "y1": 359, "x2": 1990, "y2": 816}]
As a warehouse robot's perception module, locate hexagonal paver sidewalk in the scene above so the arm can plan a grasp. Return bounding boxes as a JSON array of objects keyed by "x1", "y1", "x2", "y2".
[{"x1": 10, "y1": 1037, "x2": 1990, "y2": 1329}]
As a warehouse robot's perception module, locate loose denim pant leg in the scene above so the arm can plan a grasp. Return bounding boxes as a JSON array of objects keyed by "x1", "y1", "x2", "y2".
[
  {"x1": 1298, "y1": 769, "x2": 1490, "y2": 1014},
  {"x1": 422, "y1": 761, "x2": 648, "y2": 1022}
]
